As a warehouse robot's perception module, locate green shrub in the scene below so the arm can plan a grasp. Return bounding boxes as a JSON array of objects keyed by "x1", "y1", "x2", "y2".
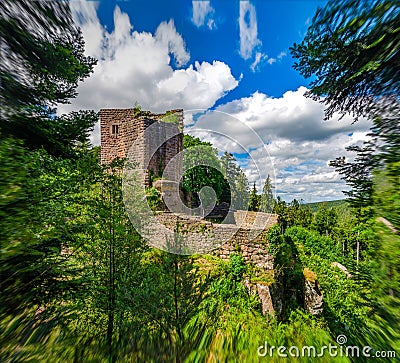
[
  {"x1": 229, "y1": 253, "x2": 246, "y2": 282},
  {"x1": 146, "y1": 187, "x2": 164, "y2": 211}
]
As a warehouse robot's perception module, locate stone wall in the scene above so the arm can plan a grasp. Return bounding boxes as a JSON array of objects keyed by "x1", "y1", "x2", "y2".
[
  {"x1": 154, "y1": 211, "x2": 281, "y2": 316},
  {"x1": 100, "y1": 108, "x2": 183, "y2": 185},
  {"x1": 234, "y1": 210, "x2": 279, "y2": 229},
  {"x1": 217, "y1": 228, "x2": 273, "y2": 270},
  {"x1": 155, "y1": 212, "x2": 278, "y2": 270},
  {"x1": 100, "y1": 108, "x2": 142, "y2": 164}
]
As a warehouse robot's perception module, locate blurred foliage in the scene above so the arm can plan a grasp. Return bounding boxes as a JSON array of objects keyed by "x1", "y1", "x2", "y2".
[
  {"x1": 291, "y1": 0, "x2": 399, "y2": 120},
  {"x1": 1, "y1": 0, "x2": 399, "y2": 361},
  {"x1": 374, "y1": 165, "x2": 400, "y2": 230},
  {"x1": 0, "y1": 0, "x2": 97, "y2": 157},
  {"x1": 2, "y1": 140, "x2": 399, "y2": 360}
]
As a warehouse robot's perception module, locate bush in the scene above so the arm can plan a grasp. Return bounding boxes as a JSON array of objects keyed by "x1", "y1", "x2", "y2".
[
  {"x1": 146, "y1": 187, "x2": 164, "y2": 211},
  {"x1": 228, "y1": 253, "x2": 246, "y2": 282}
]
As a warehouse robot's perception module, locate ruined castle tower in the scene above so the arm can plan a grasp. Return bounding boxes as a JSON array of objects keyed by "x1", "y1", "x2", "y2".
[{"x1": 100, "y1": 108, "x2": 184, "y2": 185}]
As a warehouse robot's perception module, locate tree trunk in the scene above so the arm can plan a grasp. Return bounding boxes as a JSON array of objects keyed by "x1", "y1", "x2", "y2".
[{"x1": 356, "y1": 231, "x2": 360, "y2": 266}]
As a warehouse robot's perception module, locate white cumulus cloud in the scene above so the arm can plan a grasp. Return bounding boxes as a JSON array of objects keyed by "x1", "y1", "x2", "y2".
[
  {"x1": 61, "y1": 1, "x2": 239, "y2": 144},
  {"x1": 186, "y1": 88, "x2": 372, "y2": 202},
  {"x1": 157, "y1": 61, "x2": 239, "y2": 109}
]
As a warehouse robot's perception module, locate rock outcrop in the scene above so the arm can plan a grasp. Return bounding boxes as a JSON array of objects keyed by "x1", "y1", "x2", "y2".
[
  {"x1": 303, "y1": 268, "x2": 323, "y2": 315},
  {"x1": 331, "y1": 262, "x2": 352, "y2": 278},
  {"x1": 244, "y1": 277, "x2": 283, "y2": 317}
]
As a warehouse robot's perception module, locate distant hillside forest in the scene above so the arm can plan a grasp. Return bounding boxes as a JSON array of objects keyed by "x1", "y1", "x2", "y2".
[{"x1": 303, "y1": 200, "x2": 348, "y2": 213}]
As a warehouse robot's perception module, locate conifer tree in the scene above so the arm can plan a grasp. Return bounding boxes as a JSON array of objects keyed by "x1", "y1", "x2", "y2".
[
  {"x1": 259, "y1": 174, "x2": 274, "y2": 213},
  {"x1": 291, "y1": 0, "x2": 399, "y2": 121},
  {"x1": 248, "y1": 182, "x2": 260, "y2": 212},
  {"x1": 220, "y1": 152, "x2": 249, "y2": 210}
]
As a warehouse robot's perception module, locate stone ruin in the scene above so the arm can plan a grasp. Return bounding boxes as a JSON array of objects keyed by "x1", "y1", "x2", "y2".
[
  {"x1": 100, "y1": 108, "x2": 183, "y2": 185},
  {"x1": 100, "y1": 107, "x2": 322, "y2": 317}
]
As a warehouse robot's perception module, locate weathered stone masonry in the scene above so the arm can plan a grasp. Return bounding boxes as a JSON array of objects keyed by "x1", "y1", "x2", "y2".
[
  {"x1": 156, "y1": 211, "x2": 278, "y2": 269},
  {"x1": 100, "y1": 108, "x2": 184, "y2": 185}
]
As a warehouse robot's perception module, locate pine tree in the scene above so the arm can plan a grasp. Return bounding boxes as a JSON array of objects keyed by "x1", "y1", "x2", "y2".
[
  {"x1": 330, "y1": 142, "x2": 378, "y2": 222},
  {"x1": 291, "y1": 0, "x2": 399, "y2": 121},
  {"x1": 234, "y1": 170, "x2": 250, "y2": 210},
  {"x1": 248, "y1": 182, "x2": 260, "y2": 212},
  {"x1": 259, "y1": 174, "x2": 274, "y2": 213},
  {"x1": 220, "y1": 152, "x2": 249, "y2": 210}
]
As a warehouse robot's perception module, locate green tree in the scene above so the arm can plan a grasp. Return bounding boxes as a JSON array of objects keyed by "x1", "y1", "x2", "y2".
[
  {"x1": 272, "y1": 198, "x2": 313, "y2": 232},
  {"x1": 330, "y1": 142, "x2": 378, "y2": 222},
  {"x1": 371, "y1": 100, "x2": 400, "y2": 172},
  {"x1": 0, "y1": 1, "x2": 99, "y2": 359},
  {"x1": 288, "y1": 199, "x2": 313, "y2": 229},
  {"x1": 0, "y1": 145, "x2": 108, "y2": 360},
  {"x1": 329, "y1": 101, "x2": 400, "y2": 230},
  {"x1": 374, "y1": 164, "x2": 400, "y2": 230},
  {"x1": 259, "y1": 174, "x2": 274, "y2": 213},
  {"x1": 291, "y1": 0, "x2": 400, "y2": 120},
  {"x1": 70, "y1": 158, "x2": 149, "y2": 362},
  {"x1": 0, "y1": 0, "x2": 98, "y2": 322},
  {"x1": 291, "y1": 0, "x2": 400, "y2": 233},
  {"x1": 370, "y1": 101, "x2": 400, "y2": 228},
  {"x1": 314, "y1": 203, "x2": 338, "y2": 237},
  {"x1": 182, "y1": 135, "x2": 226, "y2": 207},
  {"x1": 220, "y1": 152, "x2": 237, "y2": 205},
  {"x1": 116, "y1": 228, "x2": 211, "y2": 362},
  {"x1": 0, "y1": 0, "x2": 97, "y2": 156},
  {"x1": 220, "y1": 152, "x2": 249, "y2": 210},
  {"x1": 234, "y1": 170, "x2": 250, "y2": 210},
  {"x1": 248, "y1": 182, "x2": 260, "y2": 212},
  {"x1": 0, "y1": 141, "x2": 68, "y2": 318},
  {"x1": 373, "y1": 220, "x2": 400, "y2": 304},
  {"x1": 220, "y1": 152, "x2": 238, "y2": 185},
  {"x1": 273, "y1": 196, "x2": 288, "y2": 233}
]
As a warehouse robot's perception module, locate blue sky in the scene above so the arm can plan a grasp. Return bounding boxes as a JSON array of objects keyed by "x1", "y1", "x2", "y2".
[
  {"x1": 61, "y1": 0, "x2": 372, "y2": 202},
  {"x1": 94, "y1": 0, "x2": 321, "y2": 102}
]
